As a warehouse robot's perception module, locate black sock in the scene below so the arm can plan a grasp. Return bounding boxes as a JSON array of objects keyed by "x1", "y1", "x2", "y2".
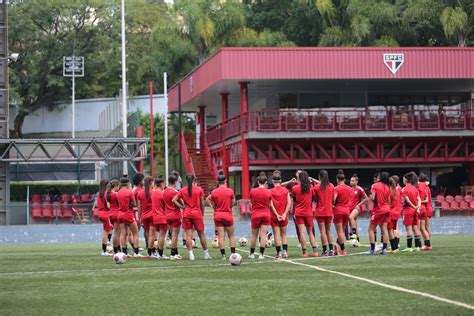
[
  {"x1": 147, "y1": 248, "x2": 152, "y2": 256},
  {"x1": 383, "y1": 242, "x2": 387, "y2": 250},
  {"x1": 312, "y1": 246, "x2": 318, "y2": 253},
  {"x1": 276, "y1": 246, "x2": 281, "y2": 254},
  {"x1": 102, "y1": 244, "x2": 107, "y2": 252},
  {"x1": 231, "y1": 247, "x2": 236, "y2": 254},
  {"x1": 134, "y1": 247, "x2": 139, "y2": 255},
  {"x1": 158, "y1": 248, "x2": 164, "y2": 256},
  {"x1": 220, "y1": 248, "x2": 226, "y2": 256},
  {"x1": 250, "y1": 247, "x2": 255, "y2": 255},
  {"x1": 407, "y1": 236, "x2": 413, "y2": 248},
  {"x1": 145, "y1": 237, "x2": 148, "y2": 248},
  {"x1": 113, "y1": 246, "x2": 119, "y2": 254},
  {"x1": 426, "y1": 240, "x2": 431, "y2": 247},
  {"x1": 122, "y1": 247, "x2": 128, "y2": 255},
  {"x1": 352, "y1": 228, "x2": 357, "y2": 235},
  {"x1": 415, "y1": 236, "x2": 421, "y2": 248},
  {"x1": 390, "y1": 239, "x2": 395, "y2": 250},
  {"x1": 259, "y1": 247, "x2": 265, "y2": 255},
  {"x1": 283, "y1": 244, "x2": 288, "y2": 251},
  {"x1": 183, "y1": 239, "x2": 186, "y2": 246},
  {"x1": 152, "y1": 247, "x2": 156, "y2": 254},
  {"x1": 370, "y1": 243, "x2": 375, "y2": 251},
  {"x1": 329, "y1": 244, "x2": 334, "y2": 251},
  {"x1": 107, "y1": 234, "x2": 112, "y2": 242},
  {"x1": 374, "y1": 235, "x2": 377, "y2": 243},
  {"x1": 171, "y1": 248, "x2": 177, "y2": 256},
  {"x1": 381, "y1": 235, "x2": 384, "y2": 243},
  {"x1": 322, "y1": 245, "x2": 327, "y2": 252},
  {"x1": 339, "y1": 243, "x2": 345, "y2": 251},
  {"x1": 396, "y1": 237, "x2": 400, "y2": 245},
  {"x1": 302, "y1": 247, "x2": 307, "y2": 254}
]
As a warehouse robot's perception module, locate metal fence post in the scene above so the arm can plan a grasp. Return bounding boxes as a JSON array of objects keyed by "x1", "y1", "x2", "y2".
[{"x1": 55, "y1": 204, "x2": 59, "y2": 225}]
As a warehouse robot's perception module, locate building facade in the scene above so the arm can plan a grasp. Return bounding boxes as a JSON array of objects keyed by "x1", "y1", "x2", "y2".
[{"x1": 168, "y1": 47, "x2": 474, "y2": 199}]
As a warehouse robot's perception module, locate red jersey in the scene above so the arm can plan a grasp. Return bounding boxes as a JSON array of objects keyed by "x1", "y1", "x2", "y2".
[
  {"x1": 313, "y1": 183, "x2": 334, "y2": 217},
  {"x1": 418, "y1": 182, "x2": 428, "y2": 211},
  {"x1": 117, "y1": 187, "x2": 135, "y2": 213},
  {"x1": 250, "y1": 187, "x2": 272, "y2": 216},
  {"x1": 97, "y1": 192, "x2": 108, "y2": 212},
  {"x1": 137, "y1": 188, "x2": 153, "y2": 219},
  {"x1": 370, "y1": 182, "x2": 391, "y2": 215},
  {"x1": 402, "y1": 185, "x2": 419, "y2": 215},
  {"x1": 291, "y1": 184, "x2": 313, "y2": 217},
  {"x1": 425, "y1": 184, "x2": 433, "y2": 214},
  {"x1": 151, "y1": 189, "x2": 166, "y2": 224},
  {"x1": 163, "y1": 187, "x2": 181, "y2": 221},
  {"x1": 109, "y1": 191, "x2": 119, "y2": 215},
  {"x1": 334, "y1": 184, "x2": 352, "y2": 215},
  {"x1": 350, "y1": 185, "x2": 367, "y2": 210},
  {"x1": 176, "y1": 186, "x2": 204, "y2": 218},
  {"x1": 389, "y1": 185, "x2": 402, "y2": 219},
  {"x1": 209, "y1": 186, "x2": 235, "y2": 214},
  {"x1": 271, "y1": 185, "x2": 289, "y2": 217}
]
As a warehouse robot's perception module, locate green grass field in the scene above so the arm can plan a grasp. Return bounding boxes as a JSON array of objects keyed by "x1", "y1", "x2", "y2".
[{"x1": 1, "y1": 235, "x2": 473, "y2": 315}]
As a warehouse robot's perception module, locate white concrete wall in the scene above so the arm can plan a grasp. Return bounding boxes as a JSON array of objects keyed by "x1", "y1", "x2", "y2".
[{"x1": 10, "y1": 95, "x2": 166, "y2": 134}]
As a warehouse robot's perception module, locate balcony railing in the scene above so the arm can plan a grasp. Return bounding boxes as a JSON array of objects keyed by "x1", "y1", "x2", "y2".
[{"x1": 206, "y1": 109, "x2": 474, "y2": 146}]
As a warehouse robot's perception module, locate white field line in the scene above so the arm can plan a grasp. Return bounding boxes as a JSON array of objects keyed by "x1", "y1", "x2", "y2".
[{"x1": 236, "y1": 248, "x2": 474, "y2": 311}]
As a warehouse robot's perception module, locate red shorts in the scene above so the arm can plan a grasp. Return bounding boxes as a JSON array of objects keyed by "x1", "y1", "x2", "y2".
[
  {"x1": 214, "y1": 214, "x2": 234, "y2": 228},
  {"x1": 142, "y1": 216, "x2": 153, "y2": 232},
  {"x1": 426, "y1": 208, "x2": 433, "y2": 218},
  {"x1": 109, "y1": 212, "x2": 118, "y2": 225},
  {"x1": 370, "y1": 212, "x2": 390, "y2": 226},
  {"x1": 333, "y1": 214, "x2": 349, "y2": 226},
  {"x1": 271, "y1": 216, "x2": 288, "y2": 228},
  {"x1": 388, "y1": 219, "x2": 398, "y2": 230},
  {"x1": 99, "y1": 212, "x2": 113, "y2": 231},
  {"x1": 294, "y1": 215, "x2": 313, "y2": 227},
  {"x1": 251, "y1": 215, "x2": 271, "y2": 229},
  {"x1": 315, "y1": 216, "x2": 332, "y2": 224},
  {"x1": 155, "y1": 223, "x2": 168, "y2": 231},
  {"x1": 182, "y1": 217, "x2": 205, "y2": 231},
  {"x1": 419, "y1": 209, "x2": 428, "y2": 221},
  {"x1": 403, "y1": 212, "x2": 419, "y2": 226},
  {"x1": 118, "y1": 212, "x2": 136, "y2": 226},
  {"x1": 167, "y1": 217, "x2": 181, "y2": 228}
]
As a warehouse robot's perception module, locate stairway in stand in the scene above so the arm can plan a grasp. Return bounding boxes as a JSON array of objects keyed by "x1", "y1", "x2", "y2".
[{"x1": 187, "y1": 147, "x2": 215, "y2": 197}]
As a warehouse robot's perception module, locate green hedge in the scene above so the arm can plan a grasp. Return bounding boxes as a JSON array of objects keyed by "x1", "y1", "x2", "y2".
[{"x1": 10, "y1": 182, "x2": 99, "y2": 202}]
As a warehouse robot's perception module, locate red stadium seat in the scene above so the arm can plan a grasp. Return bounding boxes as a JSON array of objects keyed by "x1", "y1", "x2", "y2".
[
  {"x1": 445, "y1": 195, "x2": 454, "y2": 202},
  {"x1": 440, "y1": 201, "x2": 451, "y2": 216},
  {"x1": 435, "y1": 195, "x2": 445, "y2": 205},
  {"x1": 464, "y1": 195, "x2": 473, "y2": 203},
  {"x1": 60, "y1": 194, "x2": 71, "y2": 203},
  {"x1": 459, "y1": 201, "x2": 469, "y2": 210},
  {"x1": 31, "y1": 206, "x2": 42, "y2": 223},
  {"x1": 81, "y1": 194, "x2": 92, "y2": 203},
  {"x1": 454, "y1": 195, "x2": 463, "y2": 202},
  {"x1": 449, "y1": 200, "x2": 460, "y2": 210},
  {"x1": 31, "y1": 194, "x2": 42, "y2": 203}
]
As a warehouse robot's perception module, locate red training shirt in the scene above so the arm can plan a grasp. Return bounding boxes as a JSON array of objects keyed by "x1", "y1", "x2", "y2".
[
  {"x1": 334, "y1": 184, "x2": 352, "y2": 216},
  {"x1": 350, "y1": 185, "x2": 367, "y2": 211},
  {"x1": 117, "y1": 187, "x2": 134, "y2": 213},
  {"x1": 109, "y1": 191, "x2": 119, "y2": 216},
  {"x1": 271, "y1": 185, "x2": 289, "y2": 217},
  {"x1": 151, "y1": 189, "x2": 166, "y2": 224},
  {"x1": 176, "y1": 186, "x2": 204, "y2": 219},
  {"x1": 163, "y1": 187, "x2": 181, "y2": 221},
  {"x1": 370, "y1": 182, "x2": 391, "y2": 215},
  {"x1": 291, "y1": 184, "x2": 313, "y2": 217},
  {"x1": 250, "y1": 187, "x2": 272, "y2": 217},
  {"x1": 402, "y1": 185, "x2": 419, "y2": 215},
  {"x1": 209, "y1": 186, "x2": 235, "y2": 215},
  {"x1": 313, "y1": 183, "x2": 334, "y2": 217},
  {"x1": 137, "y1": 189, "x2": 153, "y2": 219}
]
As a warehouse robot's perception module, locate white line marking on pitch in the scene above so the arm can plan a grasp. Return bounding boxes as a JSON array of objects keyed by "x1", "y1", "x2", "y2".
[{"x1": 236, "y1": 248, "x2": 474, "y2": 311}]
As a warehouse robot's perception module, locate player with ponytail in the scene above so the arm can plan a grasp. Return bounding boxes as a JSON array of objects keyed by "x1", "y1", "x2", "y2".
[
  {"x1": 333, "y1": 170, "x2": 352, "y2": 256},
  {"x1": 97, "y1": 179, "x2": 112, "y2": 256},
  {"x1": 313, "y1": 170, "x2": 335, "y2": 256},
  {"x1": 368, "y1": 172, "x2": 391, "y2": 255},
  {"x1": 401, "y1": 172, "x2": 422, "y2": 252},
  {"x1": 348, "y1": 173, "x2": 368, "y2": 241},
  {"x1": 137, "y1": 176, "x2": 155, "y2": 257},
  {"x1": 388, "y1": 176, "x2": 402, "y2": 252}
]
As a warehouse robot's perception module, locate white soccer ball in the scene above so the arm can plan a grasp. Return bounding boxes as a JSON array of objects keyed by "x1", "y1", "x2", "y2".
[
  {"x1": 153, "y1": 239, "x2": 158, "y2": 248},
  {"x1": 166, "y1": 239, "x2": 172, "y2": 249},
  {"x1": 113, "y1": 252, "x2": 126, "y2": 264},
  {"x1": 106, "y1": 244, "x2": 114, "y2": 254},
  {"x1": 211, "y1": 238, "x2": 219, "y2": 248},
  {"x1": 229, "y1": 253, "x2": 243, "y2": 266},
  {"x1": 192, "y1": 239, "x2": 197, "y2": 248},
  {"x1": 265, "y1": 238, "x2": 273, "y2": 248},
  {"x1": 238, "y1": 237, "x2": 248, "y2": 247},
  {"x1": 350, "y1": 239, "x2": 360, "y2": 248}
]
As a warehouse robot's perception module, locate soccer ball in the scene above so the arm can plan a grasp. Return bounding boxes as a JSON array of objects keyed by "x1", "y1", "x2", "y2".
[
  {"x1": 238, "y1": 237, "x2": 248, "y2": 247},
  {"x1": 211, "y1": 238, "x2": 219, "y2": 248},
  {"x1": 153, "y1": 240, "x2": 158, "y2": 248},
  {"x1": 229, "y1": 253, "x2": 243, "y2": 266},
  {"x1": 350, "y1": 239, "x2": 360, "y2": 248},
  {"x1": 265, "y1": 238, "x2": 273, "y2": 248},
  {"x1": 166, "y1": 239, "x2": 172, "y2": 249},
  {"x1": 106, "y1": 244, "x2": 113, "y2": 254},
  {"x1": 192, "y1": 239, "x2": 197, "y2": 248},
  {"x1": 113, "y1": 252, "x2": 126, "y2": 264}
]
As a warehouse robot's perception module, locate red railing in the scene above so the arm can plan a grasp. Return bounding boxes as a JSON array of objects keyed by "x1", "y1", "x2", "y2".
[{"x1": 206, "y1": 109, "x2": 473, "y2": 146}]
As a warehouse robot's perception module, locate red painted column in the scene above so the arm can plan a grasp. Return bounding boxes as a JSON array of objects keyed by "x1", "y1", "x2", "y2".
[
  {"x1": 198, "y1": 105, "x2": 206, "y2": 149},
  {"x1": 240, "y1": 82, "x2": 250, "y2": 199},
  {"x1": 221, "y1": 93, "x2": 229, "y2": 179}
]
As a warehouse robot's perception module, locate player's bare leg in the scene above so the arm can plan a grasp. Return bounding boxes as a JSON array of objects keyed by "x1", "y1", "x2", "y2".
[
  {"x1": 335, "y1": 222, "x2": 346, "y2": 256},
  {"x1": 307, "y1": 225, "x2": 318, "y2": 256},
  {"x1": 217, "y1": 226, "x2": 226, "y2": 258},
  {"x1": 147, "y1": 226, "x2": 157, "y2": 256},
  {"x1": 272, "y1": 226, "x2": 282, "y2": 258},
  {"x1": 297, "y1": 223, "x2": 307, "y2": 257},
  {"x1": 258, "y1": 225, "x2": 268, "y2": 259},
  {"x1": 128, "y1": 222, "x2": 141, "y2": 257},
  {"x1": 325, "y1": 223, "x2": 334, "y2": 256},
  {"x1": 226, "y1": 225, "x2": 236, "y2": 253},
  {"x1": 317, "y1": 222, "x2": 328, "y2": 256},
  {"x1": 112, "y1": 222, "x2": 121, "y2": 254},
  {"x1": 249, "y1": 227, "x2": 259, "y2": 259},
  {"x1": 157, "y1": 229, "x2": 167, "y2": 258},
  {"x1": 349, "y1": 209, "x2": 359, "y2": 240},
  {"x1": 280, "y1": 226, "x2": 289, "y2": 257}
]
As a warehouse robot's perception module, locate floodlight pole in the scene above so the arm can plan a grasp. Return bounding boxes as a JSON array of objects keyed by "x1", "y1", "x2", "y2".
[
  {"x1": 164, "y1": 72, "x2": 169, "y2": 182},
  {"x1": 121, "y1": 0, "x2": 128, "y2": 175},
  {"x1": 72, "y1": 62, "x2": 75, "y2": 138}
]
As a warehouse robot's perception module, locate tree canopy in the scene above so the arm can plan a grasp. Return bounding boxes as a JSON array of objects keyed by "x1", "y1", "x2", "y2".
[{"x1": 8, "y1": 0, "x2": 474, "y2": 137}]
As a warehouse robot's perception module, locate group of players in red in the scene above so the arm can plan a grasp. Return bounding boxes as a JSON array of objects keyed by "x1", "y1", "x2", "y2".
[{"x1": 97, "y1": 168, "x2": 433, "y2": 260}]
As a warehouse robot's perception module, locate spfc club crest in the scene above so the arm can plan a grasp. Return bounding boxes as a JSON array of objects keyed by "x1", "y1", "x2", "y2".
[{"x1": 383, "y1": 53, "x2": 404, "y2": 74}]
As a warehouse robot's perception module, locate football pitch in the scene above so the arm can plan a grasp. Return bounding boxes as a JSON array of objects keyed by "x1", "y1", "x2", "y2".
[{"x1": 1, "y1": 235, "x2": 473, "y2": 315}]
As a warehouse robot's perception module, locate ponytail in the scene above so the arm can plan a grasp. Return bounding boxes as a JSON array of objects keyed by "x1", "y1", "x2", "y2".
[
  {"x1": 319, "y1": 170, "x2": 329, "y2": 190},
  {"x1": 379, "y1": 172, "x2": 390, "y2": 185},
  {"x1": 336, "y1": 169, "x2": 345, "y2": 182},
  {"x1": 99, "y1": 179, "x2": 109, "y2": 204},
  {"x1": 144, "y1": 176, "x2": 154, "y2": 201},
  {"x1": 389, "y1": 177, "x2": 397, "y2": 198},
  {"x1": 300, "y1": 170, "x2": 310, "y2": 193},
  {"x1": 186, "y1": 174, "x2": 195, "y2": 196}
]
